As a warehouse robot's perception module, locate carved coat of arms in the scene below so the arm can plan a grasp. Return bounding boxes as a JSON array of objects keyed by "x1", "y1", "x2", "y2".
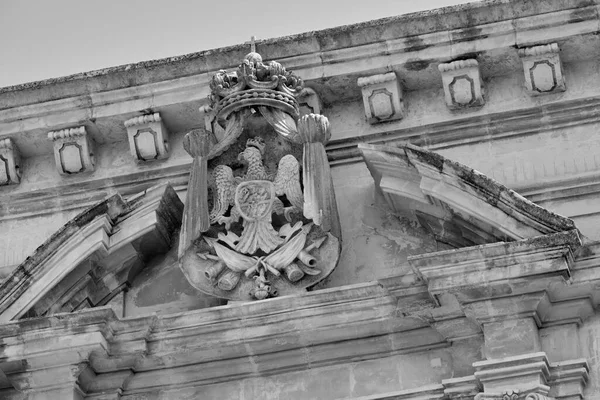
[{"x1": 177, "y1": 50, "x2": 341, "y2": 300}]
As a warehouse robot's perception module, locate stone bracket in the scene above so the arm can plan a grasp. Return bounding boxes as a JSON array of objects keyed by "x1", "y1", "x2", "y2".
[
  {"x1": 438, "y1": 59, "x2": 485, "y2": 110},
  {"x1": 0, "y1": 138, "x2": 21, "y2": 186},
  {"x1": 48, "y1": 126, "x2": 95, "y2": 175},
  {"x1": 357, "y1": 72, "x2": 404, "y2": 124},
  {"x1": 518, "y1": 43, "x2": 565, "y2": 96},
  {"x1": 297, "y1": 87, "x2": 323, "y2": 116},
  {"x1": 124, "y1": 113, "x2": 170, "y2": 162}
]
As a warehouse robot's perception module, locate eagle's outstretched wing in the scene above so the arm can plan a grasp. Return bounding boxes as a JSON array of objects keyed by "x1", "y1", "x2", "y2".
[
  {"x1": 209, "y1": 165, "x2": 238, "y2": 223},
  {"x1": 273, "y1": 155, "x2": 304, "y2": 214}
]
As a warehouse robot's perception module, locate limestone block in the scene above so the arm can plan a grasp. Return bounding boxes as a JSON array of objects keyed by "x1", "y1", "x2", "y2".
[
  {"x1": 48, "y1": 127, "x2": 95, "y2": 175},
  {"x1": 519, "y1": 43, "x2": 565, "y2": 96},
  {"x1": 124, "y1": 113, "x2": 170, "y2": 162},
  {"x1": 483, "y1": 318, "x2": 541, "y2": 359},
  {"x1": 0, "y1": 138, "x2": 21, "y2": 186},
  {"x1": 438, "y1": 59, "x2": 485, "y2": 110},
  {"x1": 357, "y1": 72, "x2": 404, "y2": 124}
]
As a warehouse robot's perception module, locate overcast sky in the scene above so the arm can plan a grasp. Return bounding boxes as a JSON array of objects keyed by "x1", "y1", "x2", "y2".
[{"x1": 0, "y1": 0, "x2": 474, "y2": 88}]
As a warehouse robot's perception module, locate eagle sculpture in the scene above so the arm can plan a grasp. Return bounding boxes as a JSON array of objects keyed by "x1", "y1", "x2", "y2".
[{"x1": 209, "y1": 137, "x2": 304, "y2": 255}]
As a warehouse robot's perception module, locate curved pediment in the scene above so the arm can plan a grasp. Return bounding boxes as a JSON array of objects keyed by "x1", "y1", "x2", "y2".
[
  {"x1": 0, "y1": 183, "x2": 183, "y2": 322},
  {"x1": 360, "y1": 143, "x2": 576, "y2": 248}
]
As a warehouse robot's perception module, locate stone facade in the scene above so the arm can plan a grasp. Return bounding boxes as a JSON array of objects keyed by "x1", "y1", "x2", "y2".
[{"x1": 1, "y1": 0, "x2": 600, "y2": 399}]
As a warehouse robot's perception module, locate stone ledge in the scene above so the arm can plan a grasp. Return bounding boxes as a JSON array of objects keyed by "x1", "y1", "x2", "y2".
[{"x1": 1, "y1": 0, "x2": 596, "y2": 109}]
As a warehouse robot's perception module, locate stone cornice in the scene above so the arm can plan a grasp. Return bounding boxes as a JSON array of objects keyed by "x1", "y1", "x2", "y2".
[
  {"x1": 1, "y1": 1, "x2": 598, "y2": 108},
  {"x1": 0, "y1": 281, "x2": 451, "y2": 396},
  {"x1": 0, "y1": 274, "x2": 594, "y2": 397},
  {"x1": 0, "y1": 1, "x2": 599, "y2": 136},
  {"x1": 327, "y1": 94, "x2": 600, "y2": 166},
  {"x1": 360, "y1": 143, "x2": 576, "y2": 249}
]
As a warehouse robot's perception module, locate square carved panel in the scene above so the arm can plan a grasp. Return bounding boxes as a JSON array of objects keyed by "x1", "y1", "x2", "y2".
[
  {"x1": 357, "y1": 72, "x2": 404, "y2": 124},
  {"x1": 48, "y1": 127, "x2": 95, "y2": 176},
  {"x1": 438, "y1": 59, "x2": 485, "y2": 110},
  {"x1": 519, "y1": 43, "x2": 566, "y2": 96},
  {"x1": 124, "y1": 113, "x2": 170, "y2": 162}
]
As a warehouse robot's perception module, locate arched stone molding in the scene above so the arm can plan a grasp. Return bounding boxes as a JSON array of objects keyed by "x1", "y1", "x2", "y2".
[{"x1": 0, "y1": 183, "x2": 183, "y2": 322}]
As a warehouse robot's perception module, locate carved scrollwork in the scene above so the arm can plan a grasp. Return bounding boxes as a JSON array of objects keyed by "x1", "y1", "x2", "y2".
[{"x1": 503, "y1": 391, "x2": 519, "y2": 400}]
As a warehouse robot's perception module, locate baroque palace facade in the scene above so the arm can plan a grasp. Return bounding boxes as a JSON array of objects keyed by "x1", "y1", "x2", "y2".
[{"x1": 1, "y1": 0, "x2": 600, "y2": 399}]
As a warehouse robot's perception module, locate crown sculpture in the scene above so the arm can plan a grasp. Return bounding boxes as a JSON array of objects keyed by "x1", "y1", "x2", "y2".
[{"x1": 177, "y1": 49, "x2": 341, "y2": 301}]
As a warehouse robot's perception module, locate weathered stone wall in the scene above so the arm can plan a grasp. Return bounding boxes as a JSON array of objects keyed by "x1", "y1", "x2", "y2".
[
  {"x1": 578, "y1": 313, "x2": 600, "y2": 398},
  {"x1": 317, "y1": 162, "x2": 442, "y2": 288},
  {"x1": 0, "y1": 211, "x2": 79, "y2": 279},
  {"x1": 123, "y1": 244, "x2": 225, "y2": 317},
  {"x1": 141, "y1": 338, "x2": 482, "y2": 400},
  {"x1": 2, "y1": 1, "x2": 600, "y2": 398},
  {"x1": 536, "y1": 312, "x2": 600, "y2": 398}
]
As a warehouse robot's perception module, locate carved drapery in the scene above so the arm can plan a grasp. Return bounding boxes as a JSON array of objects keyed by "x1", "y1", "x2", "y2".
[
  {"x1": 258, "y1": 106, "x2": 301, "y2": 143},
  {"x1": 298, "y1": 114, "x2": 341, "y2": 238}
]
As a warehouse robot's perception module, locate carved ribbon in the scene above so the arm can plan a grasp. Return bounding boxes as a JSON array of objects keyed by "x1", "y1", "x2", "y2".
[
  {"x1": 297, "y1": 114, "x2": 341, "y2": 238},
  {"x1": 258, "y1": 106, "x2": 301, "y2": 143},
  {"x1": 207, "y1": 111, "x2": 246, "y2": 159}
]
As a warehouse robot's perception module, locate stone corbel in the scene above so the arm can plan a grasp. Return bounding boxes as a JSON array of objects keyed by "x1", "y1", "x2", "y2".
[
  {"x1": 124, "y1": 113, "x2": 170, "y2": 162},
  {"x1": 297, "y1": 87, "x2": 323, "y2": 116},
  {"x1": 438, "y1": 59, "x2": 485, "y2": 110},
  {"x1": 518, "y1": 43, "x2": 565, "y2": 96},
  {"x1": 48, "y1": 126, "x2": 95, "y2": 175},
  {"x1": 357, "y1": 72, "x2": 404, "y2": 124},
  {"x1": 0, "y1": 138, "x2": 21, "y2": 186}
]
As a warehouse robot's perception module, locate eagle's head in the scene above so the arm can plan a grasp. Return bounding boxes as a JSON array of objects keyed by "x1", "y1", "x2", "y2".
[{"x1": 237, "y1": 146, "x2": 263, "y2": 164}]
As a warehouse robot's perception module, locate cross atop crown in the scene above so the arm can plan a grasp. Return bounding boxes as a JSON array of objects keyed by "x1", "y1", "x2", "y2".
[{"x1": 245, "y1": 36, "x2": 257, "y2": 53}]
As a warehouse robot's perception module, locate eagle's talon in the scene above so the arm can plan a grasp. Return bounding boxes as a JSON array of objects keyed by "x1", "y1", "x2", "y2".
[
  {"x1": 216, "y1": 216, "x2": 233, "y2": 230},
  {"x1": 283, "y1": 206, "x2": 299, "y2": 221}
]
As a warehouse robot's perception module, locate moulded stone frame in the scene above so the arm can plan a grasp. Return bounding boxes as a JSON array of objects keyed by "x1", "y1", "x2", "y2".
[
  {"x1": 133, "y1": 127, "x2": 160, "y2": 161},
  {"x1": 449, "y1": 75, "x2": 477, "y2": 107},
  {"x1": 59, "y1": 142, "x2": 86, "y2": 174}
]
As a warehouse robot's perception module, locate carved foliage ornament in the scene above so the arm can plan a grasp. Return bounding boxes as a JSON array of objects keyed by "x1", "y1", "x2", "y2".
[
  {"x1": 178, "y1": 51, "x2": 341, "y2": 301},
  {"x1": 475, "y1": 389, "x2": 553, "y2": 400}
]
